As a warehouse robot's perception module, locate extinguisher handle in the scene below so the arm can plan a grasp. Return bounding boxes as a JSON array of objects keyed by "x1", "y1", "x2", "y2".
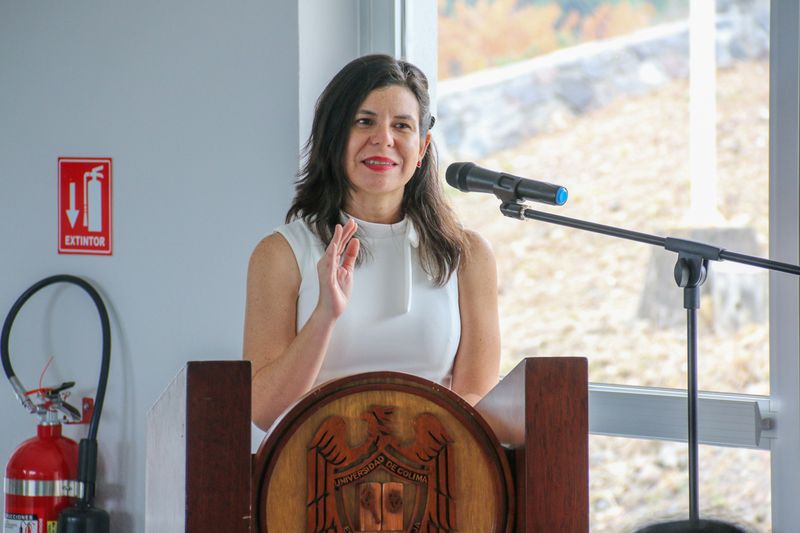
[
  {"x1": 48, "y1": 380, "x2": 76, "y2": 395},
  {"x1": 8, "y1": 375, "x2": 36, "y2": 413},
  {"x1": 54, "y1": 398, "x2": 82, "y2": 422}
]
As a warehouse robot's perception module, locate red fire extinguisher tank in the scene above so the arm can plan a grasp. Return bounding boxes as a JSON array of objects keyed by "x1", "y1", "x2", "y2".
[{"x1": 5, "y1": 423, "x2": 79, "y2": 532}]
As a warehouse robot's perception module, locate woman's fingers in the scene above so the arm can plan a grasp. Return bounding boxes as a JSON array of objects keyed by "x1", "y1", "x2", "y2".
[
  {"x1": 316, "y1": 220, "x2": 359, "y2": 318},
  {"x1": 343, "y1": 218, "x2": 357, "y2": 239},
  {"x1": 326, "y1": 224, "x2": 340, "y2": 248},
  {"x1": 341, "y1": 238, "x2": 360, "y2": 271},
  {"x1": 331, "y1": 219, "x2": 358, "y2": 262},
  {"x1": 322, "y1": 219, "x2": 359, "y2": 278},
  {"x1": 332, "y1": 223, "x2": 343, "y2": 246}
]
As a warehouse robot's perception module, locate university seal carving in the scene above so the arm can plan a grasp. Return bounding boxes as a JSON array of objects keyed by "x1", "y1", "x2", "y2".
[{"x1": 306, "y1": 406, "x2": 456, "y2": 532}]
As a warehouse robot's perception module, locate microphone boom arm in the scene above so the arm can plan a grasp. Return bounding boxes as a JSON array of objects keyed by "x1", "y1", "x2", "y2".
[{"x1": 500, "y1": 201, "x2": 800, "y2": 275}]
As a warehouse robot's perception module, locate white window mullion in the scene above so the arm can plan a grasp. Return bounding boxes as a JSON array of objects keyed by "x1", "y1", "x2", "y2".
[
  {"x1": 769, "y1": 1, "x2": 800, "y2": 531},
  {"x1": 358, "y1": 0, "x2": 403, "y2": 58},
  {"x1": 358, "y1": 0, "x2": 438, "y2": 119},
  {"x1": 402, "y1": 0, "x2": 438, "y2": 112}
]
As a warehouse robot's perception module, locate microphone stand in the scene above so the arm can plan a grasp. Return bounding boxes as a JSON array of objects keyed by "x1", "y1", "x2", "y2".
[{"x1": 497, "y1": 195, "x2": 800, "y2": 528}]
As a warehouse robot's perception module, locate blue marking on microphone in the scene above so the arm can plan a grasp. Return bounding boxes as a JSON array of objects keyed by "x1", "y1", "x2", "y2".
[{"x1": 555, "y1": 187, "x2": 568, "y2": 205}]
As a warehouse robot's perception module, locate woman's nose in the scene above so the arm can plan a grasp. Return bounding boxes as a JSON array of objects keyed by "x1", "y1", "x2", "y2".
[{"x1": 370, "y1": 123, "x2": 394, "y2": 146}]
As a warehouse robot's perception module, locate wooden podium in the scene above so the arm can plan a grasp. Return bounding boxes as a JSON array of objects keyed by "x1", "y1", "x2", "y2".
[{"x1": 145, "y1": 357, "x2": 588, "y2": 532}]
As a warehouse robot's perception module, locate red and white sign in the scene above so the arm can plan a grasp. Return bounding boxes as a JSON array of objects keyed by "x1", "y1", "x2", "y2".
[{"x1": 58, "y1": 158, "x2": 113, "y2": 255}]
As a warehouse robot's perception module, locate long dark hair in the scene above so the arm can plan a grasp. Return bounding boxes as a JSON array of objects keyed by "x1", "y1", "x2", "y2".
[{"x1": 286, "y1": 54, "x2": 467, "y2": 286}]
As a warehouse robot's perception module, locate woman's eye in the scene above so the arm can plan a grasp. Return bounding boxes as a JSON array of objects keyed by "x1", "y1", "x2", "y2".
[{"x1": 395, "y1": 122, "x2": 412, "y2": 130}]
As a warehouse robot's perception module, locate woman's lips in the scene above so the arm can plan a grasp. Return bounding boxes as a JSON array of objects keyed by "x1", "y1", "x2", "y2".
[{"x1": 362, "y1": 156, "x2": 398, "y2": 172}]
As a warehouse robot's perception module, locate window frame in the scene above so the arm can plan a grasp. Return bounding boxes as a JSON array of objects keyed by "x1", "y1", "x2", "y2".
[
  {"x1": 390, "y1": 0, "x2": 799, "y2": 528},
  {"x1": 767, "y1": 2, "x2": 800, "y2": 529}
]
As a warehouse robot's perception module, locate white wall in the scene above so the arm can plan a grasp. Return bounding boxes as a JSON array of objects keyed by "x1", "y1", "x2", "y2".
[
  {"x1": 299, "y1": 0, "x2": 359, "y2": 149},
  {"x1": 0, "y1": 1, "x2": 298, "y2": 531}
]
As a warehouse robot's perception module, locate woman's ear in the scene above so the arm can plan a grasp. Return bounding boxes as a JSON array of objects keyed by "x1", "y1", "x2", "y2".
[{"x1": 419, "y1": 131, "x2": 432, "y2": 161}]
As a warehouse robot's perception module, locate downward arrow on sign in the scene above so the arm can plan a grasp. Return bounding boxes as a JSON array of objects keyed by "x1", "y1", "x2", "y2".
[{"x1": 66, "y1": 181, "x2": 79, "y2": 228}]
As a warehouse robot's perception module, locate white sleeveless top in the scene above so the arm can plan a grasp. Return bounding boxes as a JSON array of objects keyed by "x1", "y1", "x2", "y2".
[{"x1": 276, "y1": 215, "x2": 461, "y2": 387}]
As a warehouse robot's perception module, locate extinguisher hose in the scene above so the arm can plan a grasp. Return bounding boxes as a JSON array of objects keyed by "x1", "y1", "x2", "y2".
[{"x1": 1, "y1": 274, "x2": 111, "y2": 504}]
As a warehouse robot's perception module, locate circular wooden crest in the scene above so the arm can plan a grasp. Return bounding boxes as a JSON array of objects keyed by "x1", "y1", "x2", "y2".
[{"x1": 253, "y1": 372, "x2": 514, "y2": 533}]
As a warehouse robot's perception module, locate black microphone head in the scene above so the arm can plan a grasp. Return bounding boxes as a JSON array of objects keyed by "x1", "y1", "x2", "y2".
[{"x1": 445, "y1": 162, "x2": 475, "y2": 191}]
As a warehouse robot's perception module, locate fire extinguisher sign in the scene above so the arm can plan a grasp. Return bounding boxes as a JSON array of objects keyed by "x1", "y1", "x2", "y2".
[{"x1": 58, "y1": 158, "x2": 113, "y2": 255}]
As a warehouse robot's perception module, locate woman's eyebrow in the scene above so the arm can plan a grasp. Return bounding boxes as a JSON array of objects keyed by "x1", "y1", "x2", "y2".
[{"x1": 356, "y1": 109, "x2": 416, "y2": 121}]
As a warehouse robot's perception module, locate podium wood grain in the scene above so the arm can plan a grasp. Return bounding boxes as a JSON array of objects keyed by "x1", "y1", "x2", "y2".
[
  {"x1": 145, "y1": 360, "x2": 251, "y2": 533},
  {"x1": 476, "y1": 357, "x2": 589, "y2": 533}
]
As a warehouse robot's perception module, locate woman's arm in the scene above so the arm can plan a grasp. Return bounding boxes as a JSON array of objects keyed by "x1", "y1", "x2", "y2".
[
  {"x1": 243, "y1": 220, "x2": 359, "y2": 430},
  {"x1": 450, "y1": 230, "x2": 501, "y2": 406}
]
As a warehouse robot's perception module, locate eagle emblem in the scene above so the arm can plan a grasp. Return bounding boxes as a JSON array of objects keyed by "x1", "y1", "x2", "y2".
[{"x1": 306, "y1": 406, "x2": 456, "y2": 532}]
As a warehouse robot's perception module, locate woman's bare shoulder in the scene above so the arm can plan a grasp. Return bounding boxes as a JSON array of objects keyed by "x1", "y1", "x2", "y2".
[
  {"x1": 460, "y1": 229, "x2": 496, "y2": 273},
  {"x1": 251, "y1": 232, "x2": 292, "y2": 260},
  {"x1": 248, "y1": 232, "x2": 300, "y2": 284}
]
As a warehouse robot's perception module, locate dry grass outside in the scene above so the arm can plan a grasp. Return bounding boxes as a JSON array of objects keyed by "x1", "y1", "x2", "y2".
[
  {"x1": 438, "y1": 0, "x2": 677, "y2": 79},
  {"x1": 444, "y1": 59, "x2": 772, "y2": 531}
]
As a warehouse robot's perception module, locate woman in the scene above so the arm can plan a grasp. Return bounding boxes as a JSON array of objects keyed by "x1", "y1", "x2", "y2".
[{"x1": 243, "y1": 54, "x2": 500, "y2": 431}]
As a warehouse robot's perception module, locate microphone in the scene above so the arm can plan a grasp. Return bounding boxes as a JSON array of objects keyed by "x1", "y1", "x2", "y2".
[{"x1": 445, "y1": 162, "x2": 568, "y2": 206}]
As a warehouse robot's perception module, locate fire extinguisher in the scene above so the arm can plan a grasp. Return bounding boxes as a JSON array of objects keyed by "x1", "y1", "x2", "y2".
[{"x1": 2, "y1": 275, "x2": 111, "y2": 533}]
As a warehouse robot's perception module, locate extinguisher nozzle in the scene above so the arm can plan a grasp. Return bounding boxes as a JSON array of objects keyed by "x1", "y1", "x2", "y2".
[
  {"x1": 59, "y1": 438, "x2": 110, "y2": 532},
  {"x1": 77, "y1": 438, "x2": 99, "y2": 504},
  {"x1": 9, "y1": 375, "x2": 36, "y2": 413},
  {"x1": 57, "y1": 502, "x2": 111, "y2": 533}
]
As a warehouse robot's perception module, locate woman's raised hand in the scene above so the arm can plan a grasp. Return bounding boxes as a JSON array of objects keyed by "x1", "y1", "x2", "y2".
[{"x1": 316, "y1": 218, "x2": 360, "y2": 320}]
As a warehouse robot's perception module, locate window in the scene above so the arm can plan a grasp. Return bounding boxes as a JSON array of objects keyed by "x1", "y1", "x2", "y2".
[{"x1": 406, "y1": 0, "x2": 798, "y2": 530}]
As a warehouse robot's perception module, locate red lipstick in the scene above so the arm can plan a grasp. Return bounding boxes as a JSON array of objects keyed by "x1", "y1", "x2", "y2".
[{"x1": 362, "y1": 156, "x2": 397, "y2": 172}]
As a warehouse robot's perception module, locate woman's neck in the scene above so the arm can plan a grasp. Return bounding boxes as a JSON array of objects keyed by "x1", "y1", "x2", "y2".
[{"x1": 343, "y1": 196, "x2": 403, "y2": 224}]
